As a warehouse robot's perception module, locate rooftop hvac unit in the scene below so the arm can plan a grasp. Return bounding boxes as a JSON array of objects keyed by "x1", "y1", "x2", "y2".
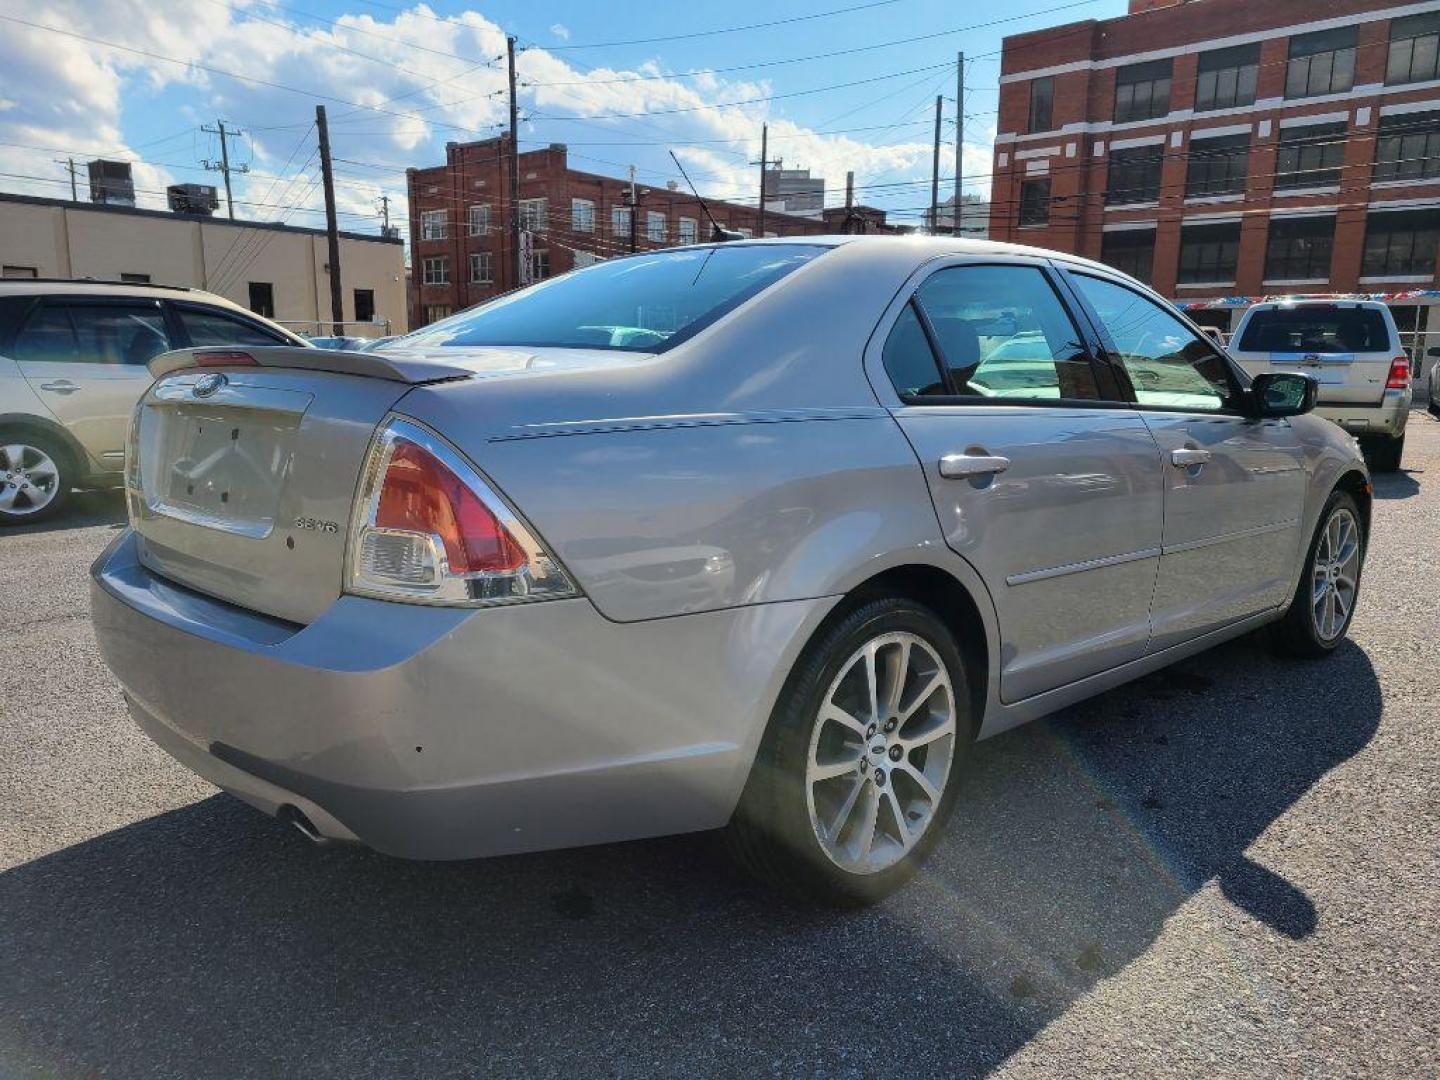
[
  {"x1": 87, "y1": 159, "x2": 135, "y2": 207},
  {"x1": 167, "y1": 183, "x2": 221, "y2": 215}
]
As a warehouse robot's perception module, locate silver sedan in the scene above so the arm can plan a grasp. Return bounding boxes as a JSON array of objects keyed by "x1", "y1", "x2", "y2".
[{"x1": 92, "y1": 237, "x2": 1369, "y2": 904}]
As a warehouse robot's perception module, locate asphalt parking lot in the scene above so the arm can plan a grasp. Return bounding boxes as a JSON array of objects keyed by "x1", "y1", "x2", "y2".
[{"x1": 1, "y1": 415, "x2": 1437, "y2": 1079}]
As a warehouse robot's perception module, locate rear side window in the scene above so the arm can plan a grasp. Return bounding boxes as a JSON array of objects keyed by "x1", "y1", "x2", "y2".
[
  {"x1": 881, "y1": 304, "x2": 947, "y2": 397},
  {"x1": 12, "y1": 303, "x2": 169, "y2": 365},
  {"x1": 1236, "y1": 307, "x2": 1391, "y2": 353},
  {"x1": 401, "y1": 245, "x2": 824, "y2": 353},
  {"x1": 177, "y1": 307, "x2": 288, "y2": 347}
]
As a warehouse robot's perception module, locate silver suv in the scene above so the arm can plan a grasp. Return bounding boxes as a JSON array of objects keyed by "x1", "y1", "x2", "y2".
[
  {"x1": 0, "y1": 280, "x2": 306, "y2": 523},
  {"x1": 1228, "y1": 298, "x2": 1412, "y2": 471}
]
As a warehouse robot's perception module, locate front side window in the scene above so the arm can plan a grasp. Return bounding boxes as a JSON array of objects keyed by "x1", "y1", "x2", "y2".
[
  {"x1": 403, "y1": 245, "x2": 824, "y2": 353},
  {"x1": 1018, "y1": 178, "x2": 1051, "y2": 226},
  {"x1": 1265, "y1": 216, "x2": 1336, "y2": 281},
  {"x1": 1114, "y1": 60, "x2": 1172, "y2": 124},
  {"x1": 893, "y1": 264, "x2": 1099, "y2": 402},
  {"x1": 1387, "y1": 12, "x2": 1440, "y2": 86},
  {"x1": 466, "y1": 204, "x2": 489, "y2": 236},
  {"x1": 519, "y1": 198, "x2": 548, "y2": 233},
  {"x1": 14, "y1": 304, "x2": 169, "y2": 366},
  {"x1": 571, "y1": 199, "x2": 595, "y2": 234},
  {"x1": 1178, "y1": 222, "x2": 1241, "y2": 284},
  {"x1": 1237, "y1": 305, "x2": 1390, "y2": 354},
  {"x1": 1287, "y1": 27, "x2": 1357, "y2": 99},
  {"x1": 1362, "y1": 210, "x2": 1440, "y2": 277},
  {"x1": 1185, "y1": 134, "x2": 1250, "y2": 198},
  {"x1": 1072, "y1": 274, "x2": 1235, "y2": 411},
  {"x1": 1374, "y1": 110, "x2": 1440, "y2": 183},
  {"x1": 176, "y1": 306, "x2": 285, "y2": 348},
  {"x1": 1195, "y1": 44, "x2": 1260, "y2": 112},
  {"x1": 1106, "y1": 145, "x2": 1164, "y2": 205},
  {"x1": 1101, "y1": 229, "x2": 1156, "y2": 285},
  {"x1": 422, "y1": 256, "x2": 450, "y2": 286},
  {"x1": 1275, "y1": 122, "x2": 1347, "y2": 190},
  {"x1": 1028, "y1": 76, "x2": 1054, "y2": 132},
  {"x1": 420, "y1": 209, "x2": 447, "y2": 241}
]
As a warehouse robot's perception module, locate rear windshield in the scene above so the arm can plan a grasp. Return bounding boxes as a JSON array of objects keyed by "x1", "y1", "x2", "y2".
[
  {"x1": 402, "y1": 245, "x2": 825, "y2": 353},
  {"x1": 1237, "y1": 306, "x2": 1391, "y2": 354}
]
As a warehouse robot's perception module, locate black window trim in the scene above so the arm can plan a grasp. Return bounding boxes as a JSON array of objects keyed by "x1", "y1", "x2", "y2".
[{"x1": 879, "y1": 257, "x2": 1128, "y2": 411}]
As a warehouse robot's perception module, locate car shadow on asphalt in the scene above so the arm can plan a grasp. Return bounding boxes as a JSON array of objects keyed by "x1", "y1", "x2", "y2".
[
  {"x1": 0, "y1": 638, "x2": 1381, "y2": 1077},
  {"x1": 5, "y1": 488, "x2": 127, "y2": 534}
]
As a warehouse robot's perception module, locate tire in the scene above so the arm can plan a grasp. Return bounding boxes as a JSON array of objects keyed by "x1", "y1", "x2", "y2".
[
  {"x1": 1367, "y1": 433, "x2": 1404, "y2": 473},
  {"x1": 725, "y1": 597, "x2": 976, "y2": 906},
  {"x1": 1270, "y1": 490, "x2": 1365, "y2": 658},
  {"x1": 1428, "y1": 394, "x2": 1440, "y2": 418},
  {"x1": 0, "y1": 430, "x2": 71, "y2": 525}
]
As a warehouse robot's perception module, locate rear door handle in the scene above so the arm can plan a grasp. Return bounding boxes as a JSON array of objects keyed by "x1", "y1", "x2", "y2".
[
  {"x1": 1171, "y1": 448, "x2": 1212, "y2": 468},
  {"x1": 939, "y1": 453, "x2": 1011, "y2": 480},
  {"x1": 39, "y1": 380, "x2": 80, "y2": 395}
]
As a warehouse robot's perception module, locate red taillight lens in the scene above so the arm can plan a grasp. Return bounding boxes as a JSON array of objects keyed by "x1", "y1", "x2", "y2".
[
  {"x1": 192, "y1": 350, "x2": 258, "y2": 367},
  {"x1": 375, "y1": 441, "x2": 526, "y2": 573},
  {"x1": 1387, "y1": 357, "x2": 1412, "y2": 390}
]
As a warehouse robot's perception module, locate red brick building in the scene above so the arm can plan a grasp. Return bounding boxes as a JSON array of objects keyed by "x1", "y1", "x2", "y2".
[
  {"x1": 405, "y1": 136, "x2": 893, "y2": 328},
  {"x1": 989, "y1": 0, "x2": 1440, "y2": 336}
]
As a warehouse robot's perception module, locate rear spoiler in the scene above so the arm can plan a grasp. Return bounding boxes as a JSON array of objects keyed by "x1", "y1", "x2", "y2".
[{"x1": 148, "y1": 346, "x2": 471, "y2": 385}]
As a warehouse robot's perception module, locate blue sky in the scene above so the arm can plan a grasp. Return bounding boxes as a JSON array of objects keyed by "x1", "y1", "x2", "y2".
[{"x1": 0, "y1": 0, "x2": 1129, "y2": 237}]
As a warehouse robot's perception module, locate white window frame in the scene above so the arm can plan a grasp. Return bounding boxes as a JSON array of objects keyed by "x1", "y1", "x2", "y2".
[
  {"x1": 420, "y1": 210, "x2": 447, "y2": 241},
  {"x1": 677, "y1": 217, "x2": 698, "y2": 244},
  {"x1": 422, "y1": 256, "x2": 450, "y2": 286},
  {"x1": 612, "y1": 205, "x2": 632, "y2": 238},
  {"x1": 519, "y1": 198, "x2": 548, "y2": 233},
  {"x1": 571, "y1": 198, "x2": 595, "y2": 234},
  {"x1": 466, "y1": 205, "x2": 489, "y2": 237},
  {"x1": 468, "y1": 252, "x2": 492, "y2": 284},
  {"x1": 646, "y1": 211, "x2": 667, "y2": 243}
]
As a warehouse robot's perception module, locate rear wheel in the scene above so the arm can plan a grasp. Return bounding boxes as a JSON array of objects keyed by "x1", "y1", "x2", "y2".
[
  {"x1": 726, "y1": 598, "x2": 975, "y2": 905},
  {"x1": 0, "y1": 433, "x2": 69, "y2": 525},
  {"x1": 1366, "y1": 433, "x2": 1404, "y2": 473},
  {"x1": 1270, "y1": 491, "x2": 1364, "y2": 658}
]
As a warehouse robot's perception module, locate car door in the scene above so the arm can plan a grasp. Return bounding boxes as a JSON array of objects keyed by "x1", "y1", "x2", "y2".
[
  {"x1": 869, "y1": 257, "x2": 1165, "y2": 704},
  {"x1": 1063, "y1": 270, "x2": 1309, "y2": 650},
  {"x1": 11, "y1": 298, "x2": 171, "y2": 471}
]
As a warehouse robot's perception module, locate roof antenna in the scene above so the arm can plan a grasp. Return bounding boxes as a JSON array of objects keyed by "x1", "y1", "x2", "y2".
[{"x1": 669, "y1": 150, "x2": 744, "y2": 243}]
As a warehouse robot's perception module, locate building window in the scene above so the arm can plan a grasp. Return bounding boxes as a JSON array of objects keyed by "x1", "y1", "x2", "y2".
[
  {"x1": 1195, "y1": 44, "x2": 1260, "y2": 112},
  {"x1": 519, "y1": 198, "x2": 548, "y2": 232},
  {"x1": 1286, "y1": 27, "x2": 1357, "y2": 99},
  {"x1": 611, "y1": 205, "x2": 632, "y2": 238},
  {"x1": 422, "y1": 256, "x2": 450, "y2": 285},
  {"x1": 1028, "y1": 76, "x2": 1054, "y2": 133},
  {"x1": 570, "y1": 198, "x2": 595, "y2": 234},
  {"x1": 646, "y1": 211, "x2": 667, "y2": 243},
  {"x1": 2, "y1": 265, "x2": 38, "y2": 278},
  {"x1": 248, "y1": 281, "x2": 275, "y2": 318},
  {"x1": 1105, "y1": 145, "x2": 1165, "y2": 205},
  {"x1": 736, "y1": 228, "x2": 754, "y2": 238},
  {"x1": 1018, "y1": 178, "x2": 1051, "y2": 226},
  {"x1": 1374, "y1": 111, "x2": 1440, "y2": 183},
  {"x1": 468, "y1": 252, "x2": 492, "y2": 284},
  {"x1": 530, "y1": 249, "x2": 550, "y2": 281},
  {"x1": 1362, "y1": 210, "x2": 1440, "y2": 277},
  {"x1": 119, "y1": 272, "x2": 150, "y2": 284},
  {"x1": 422, "y1": 304, "x2": 452, "y2": 325},
  {"x1": 420, "y1": 209, "x2": 447, "y2": 240},
  {"x1": 1113, "y1": 60, "x2": 1172, "y2": 124},
  {"x1": 573, "y1": 250, "x2": 601, "y2": 269},
  {"x1": 1185, "y1": 134, "x2": 1250, "y2": 198},
  {"x1": 678, "y1": 217, "x2": 698, "y2": 244},
  {"x1": 1178, "y1": 222, "x2": 1241, "y2": 284},
  {"x1": 1100, "y1": 229, "x2": 1156, "y2": 285},
  {"x1": 466, "y1": 204, "x2": 489, "y2": 236},
  {"x1": 1275, "y1": 122, "x2": 1346, "y2": 190},
  {"x1": 1265, "y1": 216, "x2": 1336, "y2": 281},
  {"x1": 1387, "y1": 12, "x2": 1440, "y2": 86}
]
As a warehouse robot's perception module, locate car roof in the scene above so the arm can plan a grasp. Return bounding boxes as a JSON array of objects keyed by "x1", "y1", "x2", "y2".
[
  {"x1": 710, "y1": 233, "x2": 1112, "y2": 266},
  {"x1": 1240, "y1": 297, "x2": 1393, "y2": 313},
  {"x1": 0, "y1": 279, "x2": 231, "y2": 302}
]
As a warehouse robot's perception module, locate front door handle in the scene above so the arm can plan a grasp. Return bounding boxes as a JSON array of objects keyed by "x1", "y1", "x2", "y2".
[
  {"x1": 939, "y1": 453, "x2": 1011, "y2": 480},
  {"x1": 39, "y1": 380, "x2": 80, "y2": 395},
  {"x1": 1171, "y1": 448, "x2": 1212, "y2": 468}
]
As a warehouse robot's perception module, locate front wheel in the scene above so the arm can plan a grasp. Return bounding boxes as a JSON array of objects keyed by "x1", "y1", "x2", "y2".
[
  {"x1": 725, "y1": 598, "x2": 975, "y2": 905},
  {"x1": 0, "y1": 434, "x2": 69, "y2": 525},
  {"x1": 1270, "y1": 491, "x2": 1365, "y2": 657}
]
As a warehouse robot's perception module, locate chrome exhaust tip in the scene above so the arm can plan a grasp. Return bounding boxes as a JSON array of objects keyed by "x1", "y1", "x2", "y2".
[{"x1": 278, "y1": 805, "x2": 328, "y2": 845}]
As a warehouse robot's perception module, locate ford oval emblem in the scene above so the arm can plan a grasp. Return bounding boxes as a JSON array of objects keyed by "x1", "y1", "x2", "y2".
[{"x1": 192, "y1": 373, "x2": 228, "y2": 398}]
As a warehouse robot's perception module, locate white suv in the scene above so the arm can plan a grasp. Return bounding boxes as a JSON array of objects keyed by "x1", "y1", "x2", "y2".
[
  {"x1": 0, "y1": 280, "x2": 306, "y2": 523},
  {"x1": 1228, "y1": 298, "x2": 1412, "y2": 471}
]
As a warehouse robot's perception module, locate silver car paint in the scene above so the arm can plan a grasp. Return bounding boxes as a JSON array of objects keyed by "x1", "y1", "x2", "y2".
[{"x1": 92, "y1": 236, "x2": 1371, "y2": 860}]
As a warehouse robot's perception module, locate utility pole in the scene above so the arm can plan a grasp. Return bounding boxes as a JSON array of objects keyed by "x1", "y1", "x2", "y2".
[
  {"x1": 54, "y1": 158, "x2": 78, "y2": 202},
  {"x1": 377, "y1": 193, "x2": 391, "y2": 234},
  {"x1": 202, "y1": 119, "x2": 249, "y2": 221},
  {"x1": 953, "y1": 52, "x2": 965, "y2": 237},
  {"x1": 930, "y1": 95, "x2": 942, "y2": 235},
  {"x1": 843, "y1": 170, "x2": 856, "y2": 234},
  {"x1": 315, "y1": 105, "x2": 344, "y2": 336},
  {"x1": 507, "y1": 36, "x2": 522, "y2": 290},
  {"x1": 749, "y1": 125, "x2": 781, "y2": 238},
  {"x1": 628, "y1": 165, "x2": 639, "y2": 253}
]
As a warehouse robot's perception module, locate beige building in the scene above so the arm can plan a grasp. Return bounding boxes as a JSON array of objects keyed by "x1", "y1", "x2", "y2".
[{"x1": 0, "y1": 193, "x2": 407, "y2": 337}]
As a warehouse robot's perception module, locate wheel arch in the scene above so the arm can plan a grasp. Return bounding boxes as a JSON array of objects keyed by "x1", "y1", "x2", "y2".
[
  {"x1": 1334, "y1": 468, "x2": 1372, "y2": 540},
  {"x1": 0, "y1": 412, "x2": 92, "y2": 481}
]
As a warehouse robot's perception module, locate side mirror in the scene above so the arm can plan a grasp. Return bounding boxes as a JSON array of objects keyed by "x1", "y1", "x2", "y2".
[{"x1": 1249, "y1": 371, "x2": 1317, "y2": 418}]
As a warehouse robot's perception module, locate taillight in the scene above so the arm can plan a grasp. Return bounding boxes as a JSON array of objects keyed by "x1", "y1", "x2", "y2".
[
  {"x1": 191, "y1": 349, "x2": 258, "y2": 367},
  {"x1": 1387, "y1": 357, "x2": 1412, "y2": 390},
  {"x1": 347, "y1": 418, "x2": 576, "y2": 606}
]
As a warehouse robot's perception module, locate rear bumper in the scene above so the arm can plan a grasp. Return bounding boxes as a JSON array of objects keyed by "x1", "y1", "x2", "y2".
[
  {"x1": 1314, "y1": 388, "x2": 1411, "y2": 439},
  {"x1": 91, "y1": 530, "x2": 824, "y2": 860}
]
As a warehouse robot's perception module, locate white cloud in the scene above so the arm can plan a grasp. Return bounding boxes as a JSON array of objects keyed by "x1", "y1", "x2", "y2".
[{"x1": 549, "y1": 23, "x2": 569, "y2": 41}]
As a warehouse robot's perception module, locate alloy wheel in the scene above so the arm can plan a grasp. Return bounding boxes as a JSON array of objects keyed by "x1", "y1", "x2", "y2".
[
  {"x1": 805, "y1": 631, "x2": 956, "y2": 874},
  {"x1": 0, "y1": 443, "x2": 60, "y2": 516},
  {"x1": 1311, "y1": 507, "x2": 1361, "y2": 642}
]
